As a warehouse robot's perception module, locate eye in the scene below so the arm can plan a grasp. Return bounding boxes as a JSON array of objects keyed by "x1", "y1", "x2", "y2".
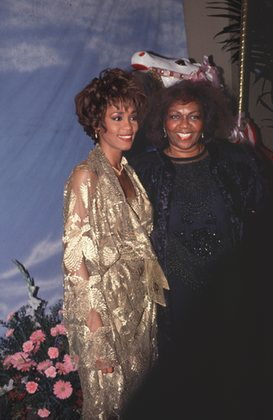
[
  {"x1": 130, "y1": 114, "x2": 138, "y2": 121},
  {"x1": 168, "y1": 113, "x2": 180, "y2": 120},
  {"x1": 112, "y1": 115, "x2": 122, "y2": 121},
  {"x1": 190, "y1": 114, "x2": 201, "y2": 120}
]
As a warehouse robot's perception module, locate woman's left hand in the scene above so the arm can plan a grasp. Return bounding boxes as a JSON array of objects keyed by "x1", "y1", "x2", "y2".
[{"x1": 96, "y1": 359, "x2": 114, "y2": 374}]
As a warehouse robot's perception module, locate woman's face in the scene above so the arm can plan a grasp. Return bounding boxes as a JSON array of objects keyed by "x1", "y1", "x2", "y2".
[
  {"x1": 98, "y1": 102, "x2": 138, "y2": 154},
  {"x1": 164, "y1": 100, "x2": 204, "y2": 157}
]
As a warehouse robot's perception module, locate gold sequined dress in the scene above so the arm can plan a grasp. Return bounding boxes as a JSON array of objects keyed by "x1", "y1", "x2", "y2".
[{"x1": 63, "y1": 144, "x2": 168, "y2": 419}]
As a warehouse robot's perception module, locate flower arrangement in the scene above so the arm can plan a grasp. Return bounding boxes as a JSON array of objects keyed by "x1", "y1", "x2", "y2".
[{"x1": 0, "y1": 260, "x2": 82, "y2": 419}]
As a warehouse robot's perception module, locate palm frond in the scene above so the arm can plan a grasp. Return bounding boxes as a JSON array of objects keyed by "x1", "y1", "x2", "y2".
[{"x1": 207, "y1": 0, "x2": 273, "y2": 115}]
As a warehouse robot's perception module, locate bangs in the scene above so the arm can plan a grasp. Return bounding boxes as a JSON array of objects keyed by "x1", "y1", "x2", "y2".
[{"x1": 108, "y1": 98, "x2": 136, "y2": 111}]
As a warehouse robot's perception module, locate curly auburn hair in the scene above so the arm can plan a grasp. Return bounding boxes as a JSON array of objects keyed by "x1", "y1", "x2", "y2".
[
  {"x1": 75, "y1": 68, "x2": 147, "y2": 142},
  {"x1": 146, "y1": 80, "x2": 235, "y2": 149}
]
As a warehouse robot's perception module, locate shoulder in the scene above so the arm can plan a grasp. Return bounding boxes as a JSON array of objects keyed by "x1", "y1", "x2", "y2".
[
  {"x1": 208, "y1": 139, "x2": 261, "y2": 167},
  {"x1": 129, "y1": 150, "x2": 164, "y2": 173},
  {"x1": 66, "y1": 157, "x2": 98, "y2": 191}
]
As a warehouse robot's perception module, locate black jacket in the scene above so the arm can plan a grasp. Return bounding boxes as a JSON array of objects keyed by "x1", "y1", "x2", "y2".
[{"x1": 130, "y1": 139, "x2": 272, "y2": 272}]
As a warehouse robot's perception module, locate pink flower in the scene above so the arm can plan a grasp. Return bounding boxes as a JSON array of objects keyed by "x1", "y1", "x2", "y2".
[
  {"x1": 37, "y1": 408, "x2": 50, "y2": 418},
  {"x1": 26, "y1": 381, "x2": 38, "y2": 394},
  {"x1": 6, "y1": 311, "x2": 15, "y2": 321},
  {"x1": 44, "y1": 366, "x2": 57, "y2": 378},
  {"x1": 48, "y1": 347, "x2": 59, "y2": 359},
  {"x1": 63, "y1": 354, "x2": 77, "y2": 372},
  {"x1": 37, "y1": 360, "x2": 52, "y2": 372},
  {"x1": 10, "y1": 352, "x2": 35, "y2": 372},
  {"x1": 57, "y1": 324, "x2": 67, "y2": 334},
  {"x1": 5, "y1": 328, "x2": 14, "y2": 337},
  {"x1": 55, "y1": 362, "x2": 67, "y2": 375},
  {"x1": 22, "y1": 340, "x2": 34, "y2": 353},
  {"x1": 56, "y1": 354, "x2": 77, "y2": 375},
  {"x1": 50, "y1": 324, "x2": 67, "y2": 337},
  {"x1": 3, "y1": 355, "x2": 13, "y2": 368},
  {"x1": 30, "y1": 329, "x2": 46, "y2": 343},
  {"x1": 53, "y1": 380, "x2": 73, "y2": 399},
  {"x1": 50, "y1": 327, "x2": 58, "y2": 337}
]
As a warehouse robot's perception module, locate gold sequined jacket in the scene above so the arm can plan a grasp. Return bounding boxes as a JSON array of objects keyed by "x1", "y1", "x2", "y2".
[{"x1": 63, "y1": 144, "x2": 168, "y2": 419}]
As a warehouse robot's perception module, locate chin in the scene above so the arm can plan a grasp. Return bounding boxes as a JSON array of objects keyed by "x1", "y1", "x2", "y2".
[{"x1": 120, "y1": 142, "x2": 134, "y2": 151}]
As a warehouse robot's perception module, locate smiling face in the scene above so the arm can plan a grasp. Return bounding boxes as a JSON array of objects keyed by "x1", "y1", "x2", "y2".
[
  {"x1": 164, "y1": 101, "x2": 204, "y2": 158},
  {"x1": 98, "y1": 102, "x2": 138, "y2": 158}
]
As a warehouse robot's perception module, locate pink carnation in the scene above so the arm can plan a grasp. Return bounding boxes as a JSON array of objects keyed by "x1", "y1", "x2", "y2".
[
  {"x1": 11, "y1": 352, "x2": 35, "y2": 372},
  {"x1": 57, "y1": 324, "x2": 67, "y2": 334},
  {"x1": 5, "y1": 328, "x2": 14, "y2": 337},
  {"x1": 22, "y1": 340, "x2": 34, "y2": 353},
  {"x1": 37, "y1": 408, "x2": 51, "y2": 418},
  {"x1": 37, "y1": 360, "x2": 52, "y2": 372},
  {"x1": 50, "y1": 324, "x2": 67, "y2": 337},
  {"x1": 26, "y1": 381, "x2": 38, "y2": 394},
  {"x1": 56, "y1": 354, "x2": 77, "y2": 375},
  {"x1": 50, "y1": 326, "x2": 58, "y2": 337},
  {"x1": 55, "y1": 362, "x2": 67, "y2": 375},
  {"x1": 30, "y1": 329, "x2": 46, "y2": 343},
  {"x1": 48, "y1": 347, "x2": 59, "y2": 359},
  {"x1": 45, "y1": 366, "x2": 57, "y2": 378},
  {"x1": 3, "y1": 355, "x2": 13, "y2": 368},
  {"x1": 53, "y1": 380, "x2": 73, "y2": 399},
  {"x1": 63, "y1": 354, "x2": 77, "y2": 372}
]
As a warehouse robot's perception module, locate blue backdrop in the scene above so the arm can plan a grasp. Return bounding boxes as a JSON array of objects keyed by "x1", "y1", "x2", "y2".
[{"x1": 0, "y1": 0, "x2": 187, "y2": 321}]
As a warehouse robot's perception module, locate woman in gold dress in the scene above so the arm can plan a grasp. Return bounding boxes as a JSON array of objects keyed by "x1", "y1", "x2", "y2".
[{"x1": 62, "y1": 68, "x2": 168, "y2": 419}]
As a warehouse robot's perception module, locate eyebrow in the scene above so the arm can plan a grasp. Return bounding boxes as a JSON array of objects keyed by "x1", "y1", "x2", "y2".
[
  {"x1": 168, "y1": 109, "x2": 201, "y2": 114},
  {"x1": 110, "y1": 109, "x2": 137, "y2": 114}
]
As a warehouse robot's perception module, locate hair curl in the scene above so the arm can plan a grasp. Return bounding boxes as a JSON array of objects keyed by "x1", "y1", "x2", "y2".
[
  {"x1": 146, "y1": 80, "x2": 236, "y2": 149},
  {"x1": 75, "y1": 68, "x2": 147, "y2": 142}
]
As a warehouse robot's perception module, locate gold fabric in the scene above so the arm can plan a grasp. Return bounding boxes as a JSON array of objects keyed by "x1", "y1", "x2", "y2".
[{"x1": 63, "y1": 144, "x2": 169, "y2": 419}]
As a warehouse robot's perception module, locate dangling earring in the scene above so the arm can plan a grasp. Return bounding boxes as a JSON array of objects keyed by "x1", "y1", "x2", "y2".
[
  {"x1": 163, "y1": 127, "x2": 167, "y2": 138},
  {"x1": 94, "y1": 131, "x2": 98, "y2": 140},
  {"x1": 201, "y1": 132, "x2": 204, "y2": 140}
]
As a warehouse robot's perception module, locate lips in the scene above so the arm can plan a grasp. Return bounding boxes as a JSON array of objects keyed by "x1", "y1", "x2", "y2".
[
  {"x1": 118, "y1": 135, "x2": 134, "y2": 142},
  {"x1": 177, "y1": 133, "x2": 192, "y2": 140}
]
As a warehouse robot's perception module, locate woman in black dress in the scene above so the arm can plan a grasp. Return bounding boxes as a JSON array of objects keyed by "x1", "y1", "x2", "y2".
[{"x1": 129, "y1": 80, "x2": 273, "y2": 419}]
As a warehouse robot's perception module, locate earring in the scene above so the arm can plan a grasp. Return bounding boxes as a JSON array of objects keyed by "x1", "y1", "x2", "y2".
[
  {"x1": 163, "y1": 127, "x2": 167, "y2": 138},
  {"x1": 201, "y1": 132, "x2": 204, "y2": 139},
  {"x1": 94, "y1": 131, "x2": 98, "y2": 140}
]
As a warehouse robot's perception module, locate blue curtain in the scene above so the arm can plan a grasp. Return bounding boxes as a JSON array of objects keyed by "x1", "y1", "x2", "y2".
[{"x1": 0, "y1": 0, "x2": 187, "y2": 320}]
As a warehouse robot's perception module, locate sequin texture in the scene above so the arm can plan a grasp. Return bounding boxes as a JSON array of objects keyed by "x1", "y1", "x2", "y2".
[{"x1": 62, "y1": 145, "x2": 168, "y2": 419}]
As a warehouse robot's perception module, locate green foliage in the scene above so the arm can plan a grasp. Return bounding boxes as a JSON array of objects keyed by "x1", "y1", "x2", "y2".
[
  {"x1": 0, "y1": 261, "x2": 82, "y2": 419},
  {"x1": 207, "y1": 0, "x2": 273, "y2": 112}
]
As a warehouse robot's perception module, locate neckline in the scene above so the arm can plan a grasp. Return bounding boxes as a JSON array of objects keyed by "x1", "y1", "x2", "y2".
[
  {"x1": 92, "y1": 144, "x2": 137, "y2": 204},
  {"x1": 164, "y1": 147, "x2": 208, "y2": 163}
]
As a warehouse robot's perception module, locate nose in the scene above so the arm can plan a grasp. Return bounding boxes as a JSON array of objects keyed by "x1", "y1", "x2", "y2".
[
  {"x1": 179, "y1": 115, "x2": 190, "y2": 128},
  {"x1": 123, "y1": 117, "x2": 134, "y2": 131}
]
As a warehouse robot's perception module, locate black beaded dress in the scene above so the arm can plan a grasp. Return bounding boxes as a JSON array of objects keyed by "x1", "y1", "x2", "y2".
[
  {"x1": 163, "y1": 149, "x2": 233, "y2": 352},
  {"x1": 127, "y1": 142, "x2": 273, "y2": 419}
]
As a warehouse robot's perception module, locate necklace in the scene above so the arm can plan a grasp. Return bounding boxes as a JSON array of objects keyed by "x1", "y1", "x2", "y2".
[{"x1": 111, "y1": 163, "x2": 124, "y2": 176}]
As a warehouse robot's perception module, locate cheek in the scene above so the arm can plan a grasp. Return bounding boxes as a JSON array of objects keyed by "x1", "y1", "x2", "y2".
[
  {"x1": 165, "y1": 119, "x2": 176, "y2": 132},
  {"x1": 133, "y1": 122, "x2": 139, "y2": 133},
  {"x1": 194, "y1": 121, "x2": 204, "y2": 133}
]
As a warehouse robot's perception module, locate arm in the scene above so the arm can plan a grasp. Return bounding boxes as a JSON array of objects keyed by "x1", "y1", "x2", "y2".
[{"x1": 63, "y1": 166, "x2": 115, "y2": 373}]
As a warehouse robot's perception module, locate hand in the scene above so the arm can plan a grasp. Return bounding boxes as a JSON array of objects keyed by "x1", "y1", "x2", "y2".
[
  {"x1": 87, "y1": 310, "x2": 114, "y2": 373},
  {"x1": 95, "y1": 359, "x2": 114, "y2": 374},
  {"x1": 87, "y1": 309, "x2": 103, "y2": 332}
]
